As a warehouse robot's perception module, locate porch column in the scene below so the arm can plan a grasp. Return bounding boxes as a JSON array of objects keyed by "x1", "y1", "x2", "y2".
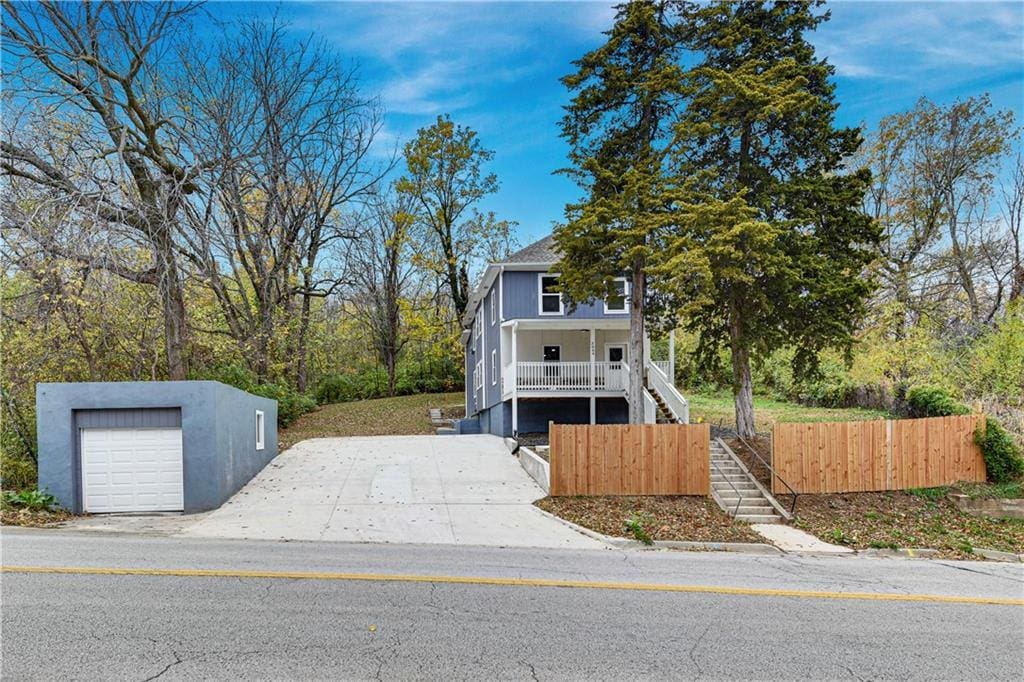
[
  {"x1": 589, "y1": 327, "x2": 596, "y2": 391},
  {"x1": 511, "y1": 322, "x2": 518, "y2": 435},
  {"x1": 668, "y1": 329, "x2": 676, "y2": 386},
  {"x1": 643, "y1": 328, "x2": 651, "y2": 388},
  {"x1": 590, "y1": 327, "x2": 596, "y2": 424}
]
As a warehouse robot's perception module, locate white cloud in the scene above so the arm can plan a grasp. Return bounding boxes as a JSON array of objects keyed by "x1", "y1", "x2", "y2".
[{"x1": 816, "y1": 1, "x2": 1024, "y2": 79}]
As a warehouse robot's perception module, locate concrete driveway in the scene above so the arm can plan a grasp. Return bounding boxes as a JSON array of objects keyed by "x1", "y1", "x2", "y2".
[{"x1": 181, "y1": 435, "x2": 604, "y2": 549}]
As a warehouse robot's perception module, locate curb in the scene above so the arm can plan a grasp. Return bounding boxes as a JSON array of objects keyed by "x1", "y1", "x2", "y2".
[
  {"x1": 857, "y1": 547, "x2": 941, "y2": 560},
  {"x1": 973, "y1": 548, "x2": 1024, "y2": 563},
  {"x1": 532, "y1": 506, "x2": 782, "y2": 555}
]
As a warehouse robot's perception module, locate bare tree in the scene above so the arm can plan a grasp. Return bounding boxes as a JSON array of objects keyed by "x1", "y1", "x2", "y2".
[
  {"x1": 179, "y1": 18, "x2": 387, "y2": 384},
  {"x1": 396, "y1": 116, "x2": 510, "y2": 319},
  {"x1": 1002, "y1": 155, "x2": 1024, "y2": 302},
  {"x1": 2, "y1": 1, "x2": 204, "y2": 379},
  {"x1": 915, "y1": 96, "x2": 1016, "y2": 324},
  {"x1": 349, "y1": 190, "x2": 420, "y2": 395}
]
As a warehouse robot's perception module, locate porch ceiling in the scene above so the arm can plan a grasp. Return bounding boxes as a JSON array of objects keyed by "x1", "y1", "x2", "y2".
[{"x1": 502, "y1": 318, "x2": 630, "y2": 330}]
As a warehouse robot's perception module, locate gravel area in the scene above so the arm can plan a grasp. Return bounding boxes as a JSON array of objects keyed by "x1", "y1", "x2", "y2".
[{"x1": 535, "y1": 496, "x2": 764, "y2": 544}]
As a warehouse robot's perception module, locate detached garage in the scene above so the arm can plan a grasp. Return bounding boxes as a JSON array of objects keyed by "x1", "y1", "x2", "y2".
[{"x1": 37, "y1": 381, "x2": 277, "y2": 514}]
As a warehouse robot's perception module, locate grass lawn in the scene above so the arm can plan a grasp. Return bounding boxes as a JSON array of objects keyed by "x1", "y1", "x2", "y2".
[
  {"x1": 686, "y1": 389, "x2": 889, "y2": 433},
  {"x1": 788, "y1": 490, "x2": 1024, "y2": 559},
  {"x1": 535, "y1": 496, "x2": 764, "y2": 544},
  {"x1": 279, "y1": 392, "x2": 463, "y2": 450}
]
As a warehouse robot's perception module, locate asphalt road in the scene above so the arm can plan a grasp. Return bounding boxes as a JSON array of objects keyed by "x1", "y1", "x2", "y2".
[{"x1": 2, "y1": 529, "x2": 1023, "y2": 680}]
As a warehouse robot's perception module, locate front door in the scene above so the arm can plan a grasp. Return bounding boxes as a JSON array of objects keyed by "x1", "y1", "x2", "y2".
[
  {"x1": 606, "y1": 344, "x2": 625, "y2": 363},
  {"x1": 605, "y1": 344, "x2": 626, "y2": 390}
]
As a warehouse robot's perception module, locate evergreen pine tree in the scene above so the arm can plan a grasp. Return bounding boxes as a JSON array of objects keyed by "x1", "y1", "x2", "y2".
[
  {"x1": 556, "y1": 1, "x2": 685, "y2": 422},
  {"x1": 660, "y1": 0, "x2": 879, "y2": 437}
]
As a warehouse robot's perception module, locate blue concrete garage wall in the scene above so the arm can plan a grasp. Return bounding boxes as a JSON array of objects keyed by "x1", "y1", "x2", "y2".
[{"x1": 36, "y1": 381, "x2": 277, "y2": 514}]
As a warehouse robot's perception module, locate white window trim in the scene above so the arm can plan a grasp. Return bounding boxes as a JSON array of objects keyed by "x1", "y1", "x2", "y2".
[
  {"x1": 604, "y1": 277, "x2": 629, "y2": 314},
  {"x1": 490, "y1": 291, "x2": 496, "y2": 325},
  {"x1": 491, "y1": 349, "x2": 497, "y2": 384},
  {"x1": 538, "y1": 273, "x2": 564, "y2": 316},
  {"x1": 255, "y1": 410, "x2": 265, "y2": 451}
]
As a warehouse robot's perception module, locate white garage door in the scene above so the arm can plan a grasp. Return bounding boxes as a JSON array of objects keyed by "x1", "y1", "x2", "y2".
[{"x1": 81, "y1": 428, "x2": 184, "y2": 512}]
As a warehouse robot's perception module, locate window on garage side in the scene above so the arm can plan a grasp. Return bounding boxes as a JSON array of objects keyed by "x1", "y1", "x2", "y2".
[{"x1": 255, "y1": 410, "x2": 265, "y2": 450}]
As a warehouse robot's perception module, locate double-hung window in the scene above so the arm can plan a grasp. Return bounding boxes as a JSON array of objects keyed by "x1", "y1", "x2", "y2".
[
  {"x1": 538, "y1": 274, "x2": 563, "y2": 315},
  {"x1": 491, "y1": 350, "x2": 497, "y2": 385},
  {"x1": 605, "y1": 277, "x2": 629, "y2": 313},
  {"x1": 490, "y1": 292, "x2": 496, "y2": 325}
]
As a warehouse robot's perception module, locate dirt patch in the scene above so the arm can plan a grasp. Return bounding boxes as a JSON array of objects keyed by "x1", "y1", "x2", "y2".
[
  {"x1": 535, "y1": 496, "x2": 764, "y2": 544},
  {"x1": 789, "y1": 491, "x2": 1024, "y2": 559},
  {"x1": 440, "y1": 405, "x2": 465, "y2": 420},
  {"x1": 1, "y1": 506, "x2": 75, "y2": 528},
  {"x1": 279, "y1": 392, "x2": 463, "y2": 450},
  {"x1": 517, "y1": 432, "x2": 549, "y2": 449}
]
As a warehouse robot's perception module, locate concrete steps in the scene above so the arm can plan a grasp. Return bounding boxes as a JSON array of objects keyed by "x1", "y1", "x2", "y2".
[{"x1": 710, "y1": 441, "x2": 783, "y2": 524}]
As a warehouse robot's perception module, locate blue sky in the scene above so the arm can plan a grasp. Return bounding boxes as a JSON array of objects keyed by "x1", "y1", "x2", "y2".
[{"x1": 222, "y1": 0, "x2": 1024, "y2": 246}]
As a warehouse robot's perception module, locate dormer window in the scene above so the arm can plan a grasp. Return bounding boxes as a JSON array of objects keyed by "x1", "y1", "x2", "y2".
[{"x1": 538, "y1": 274, "x2": 563, "y2": 315}]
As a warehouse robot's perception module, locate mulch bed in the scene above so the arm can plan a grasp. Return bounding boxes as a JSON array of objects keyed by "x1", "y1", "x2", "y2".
[
  {"x1": 789, "y1": 491, "x2": 1024, "y2": 559},
  {"x1": 535, "y1": 495, "x2": 765, "y2": 544},
  {"x1": 0, "y1": 506, "x2": 75, "y2": 528}
]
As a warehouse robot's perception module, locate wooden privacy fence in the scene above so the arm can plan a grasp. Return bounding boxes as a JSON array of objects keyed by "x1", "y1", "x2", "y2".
[
  {"x1": 771, "y1": 415, "x2": 986, "y2": 494},
  {"x1": 549, "y1": 423, "x2": 709, "y2": 496}
]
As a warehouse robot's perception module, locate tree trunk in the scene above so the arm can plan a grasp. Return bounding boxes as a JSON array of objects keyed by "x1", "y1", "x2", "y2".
[
  {"x1": 154, "y1": 235, "x2": 188, "y2": 381},
  {"x1": 295, "y1": 287, "x2": 313, "y2": 392},
  {"x1": 729, "y1": 305, "x2": 756, "y2": 439},
  {"x1": 627, "y1": 260, "x2": 645, "y2": 424}
]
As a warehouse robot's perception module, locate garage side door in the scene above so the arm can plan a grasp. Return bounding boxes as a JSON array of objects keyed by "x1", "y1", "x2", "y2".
[{"x1": 81, "y1": 428, "x2": 184, "y2": 512}]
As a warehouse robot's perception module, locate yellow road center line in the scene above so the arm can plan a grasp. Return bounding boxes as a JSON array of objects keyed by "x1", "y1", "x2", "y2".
[{"x1": 3, "y1": 565, "x2": 1021, "y2": 606}]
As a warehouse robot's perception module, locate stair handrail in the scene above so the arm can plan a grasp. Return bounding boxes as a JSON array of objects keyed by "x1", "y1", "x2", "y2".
[
  {"x1": 641, "y1": 388, "x2": 657, "y2": 424},
  {"x1": 733, "y1": 434, "x2": 799, "y2": 516},
  {"x1": 709, "y1": 454, "x2": 744, "y2": 517},
  {"x1": 714, "y1": 438, "x2": 793, "y2": 521},
  {"x1": 645, "y1": 361, "x2": 689, "y2": 424}
]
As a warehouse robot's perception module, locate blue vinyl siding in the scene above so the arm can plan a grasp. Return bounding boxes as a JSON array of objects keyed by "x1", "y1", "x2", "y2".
[
  {"x1": 466, "y1": 279, "x2": 504, "y2": 416},
  {"x1": 502, "y1": 270, "x2": 626, "y2": 320}
]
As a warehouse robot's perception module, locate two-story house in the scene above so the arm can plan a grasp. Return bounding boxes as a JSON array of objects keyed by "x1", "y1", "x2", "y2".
[{"x1": 459, "y1": 235, "x2": 689, "y2": 437}]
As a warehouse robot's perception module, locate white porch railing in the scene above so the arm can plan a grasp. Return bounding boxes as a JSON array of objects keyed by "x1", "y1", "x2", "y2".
[
  {"x1": 646, "y1": 361, "x2": 689, "y2": 423},
  {"x1": 651, "y1": 360, "x2": 671, "y2": 378},
  {"x1": 514, "y1": 361, "x2": 628, "y2": 392}
]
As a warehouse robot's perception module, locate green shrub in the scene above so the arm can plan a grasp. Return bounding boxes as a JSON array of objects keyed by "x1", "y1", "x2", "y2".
[
  {"x1": 905, "y1": 386, "x2": 971, "y2": 418},
  {"x1": 315, "y1": 366, "x2": 461, "y2": 406},
  {"x1": 249, "y1": 383, "x2": 316, "y2": 428},
  {"x1": 903, "y1": 385, "x2": 1023, "y2": 484},
  {"x1": 2, "y1": 489, "x2": 57, "y2": 511},
  {"x1": 974, "y1": 419, "x2": 1024, "y2": 484},
  {"x1": 624, "y1": 514, "x2": 654, "y2": 545},
  {"x1": 195, "y1": 363, "x2": 316, "y2": 427},
  {"x1": 908, "y1": 486, "x2": 949, "y2": 502},
  {"x1": 0, "y1": 452, "x2": 37, "y2": 491}
]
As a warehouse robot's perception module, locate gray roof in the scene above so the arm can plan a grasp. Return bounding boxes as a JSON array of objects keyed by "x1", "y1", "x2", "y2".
[{"x1": 501, "y1": 234, "x2": 558, "y2": 264}]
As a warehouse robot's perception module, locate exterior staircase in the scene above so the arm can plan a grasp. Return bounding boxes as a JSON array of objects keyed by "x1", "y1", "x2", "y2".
[
  {"x1": 649, "y1": 390, "x2": 680, "y2": 424},
  {"x1": 710, "y1": 439, "x2": 784, "y2": 524}
]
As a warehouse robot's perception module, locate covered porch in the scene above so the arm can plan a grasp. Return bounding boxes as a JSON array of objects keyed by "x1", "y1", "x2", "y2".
[{"x1": 500, "y1": 319, "x2": 637, "y2": 398}]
